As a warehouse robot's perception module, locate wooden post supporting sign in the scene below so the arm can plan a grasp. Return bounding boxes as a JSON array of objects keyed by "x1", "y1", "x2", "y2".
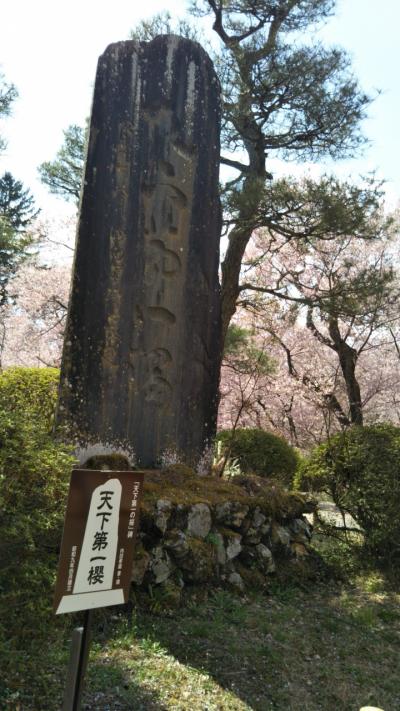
[
  {"x1": 54, "y1": 470, "x2": 144, "y2": 709},
  {"x1": 62, "y1": 611, "x2": 92, "y2": 711}
]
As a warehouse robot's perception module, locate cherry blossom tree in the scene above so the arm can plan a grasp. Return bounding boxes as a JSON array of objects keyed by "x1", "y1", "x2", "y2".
[
  {"x1": 218, "y1": 179, "x2": 400, "y2": 447},
  {"x1": 219, "y1": 294, "x2": 400, "y2": 451},
  {"x1": 0, "y1": 217, "x2": 75, "y2": 368},
  {"x1": 236, "y1": 177, "x2": 399, "y2": 426},
  {"x1": 218, "y1": 311, "x2": 342, "y2": 448},
  {"x1": 0, "y1": 261, "x2": 71, "y2": 368}
]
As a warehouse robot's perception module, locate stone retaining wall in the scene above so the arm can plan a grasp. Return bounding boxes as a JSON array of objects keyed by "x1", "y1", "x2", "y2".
[{"x1": 131, "y1": 475, "x2": 314, "y2": 604}]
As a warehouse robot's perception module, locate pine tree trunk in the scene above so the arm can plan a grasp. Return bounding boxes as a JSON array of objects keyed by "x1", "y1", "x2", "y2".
[{"x1": 328, "y1": 318, "x2": 363, "y2": 426}]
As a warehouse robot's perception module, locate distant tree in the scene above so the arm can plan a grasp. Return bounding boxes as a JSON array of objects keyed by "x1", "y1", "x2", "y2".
[
  {"x1": 0, "y1": 71, "x2": 17, "y2": 152},
  {"x1": 0, "y1": 76, "x2": 36, "y2": 310},
  {"x1": 191, "y1": 0, "x2": 371, "y2": 340},
  {"x1": 219, "y1": 322, "x2": 275, "y2": 431},
  {"x1": 0, "y1": 216, "x2": 76, "y2": 368},
  {"x1": 0, "y1": 172, "x2": 39, "y2": 231},
  {"x1": 38, "y1": 124, "x2": 86, "y2": 204},
  {"x1": 219, "y1": 288, "x2": 400, "y2": 450},
  {"x1": 0, "y1": 261, "x2": 70, "y2": 367},
  {"x1": 240, "y1": 176, "x2": 398, "y2": 427},
  {"x1": 0, "y1": 217, "x2": 33, "y2": 306}
]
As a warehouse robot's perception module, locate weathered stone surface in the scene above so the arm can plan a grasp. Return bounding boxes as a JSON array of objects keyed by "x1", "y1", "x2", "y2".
[
  {"x1": 289, "y1": 518, "x2": 312, "y2": 543},
  {"x1": 271, "y1": 523, "x2": 291, "y2": 548},
  {"x1": 212, "y1": 532, "x2": 226, "y2": 565},
  {"x1": 154, "y1": 499, "x2": 173, "y2": 534},
  {"x1": 243, "y1": 527, "x2": 262, "y2": 545},
  {"x1": 253, "y1": 507, "x2": 267, "y2": 529},
  {"x1": 255, "y1": 543, "x2": 276, "y2": 573},
  {"x1": 150, "y1": 545, "x2": 174, "y2": 583},
  {"x1": 260, "y1": 523, "x2": 272, "y2": 537},
  {"x1": 128, "y1": 471, "x2": 315, "y2": 594},
  {"x1": 173, "y1": 503, "x2": 189, "y2": 531},
  {"x1": 214, "y1": 501, "x2": 249, "y2": 529},
  {"x1": 227, "y1": 572, "x2": 245, "y2": 591},
  {"x1": 243, "y1": 507, "x2": 267, "y2": 544},
  {"x1": 180, "y1": 537, "x2": 217, "y2": 582},
  {"x1": 164, "y1": 529, "x2": 190, "y2": 559},
  {"x1": 186, "y1": 503, "x2": 212, "y2": 538},
  {"x1": 131, "y1": 546, "x2": 151, "y2": 585},
  {"x1": 57, "y1": 36, "x2": 221, "y2": 467},
  {"x1": 225, "y1": 534, "x2": 242, "y2": 561}
]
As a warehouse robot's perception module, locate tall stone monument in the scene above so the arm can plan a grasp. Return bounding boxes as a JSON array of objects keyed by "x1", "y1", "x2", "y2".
[{"x1": 57, "y1": 36, "x2": 222, "y2": 467}]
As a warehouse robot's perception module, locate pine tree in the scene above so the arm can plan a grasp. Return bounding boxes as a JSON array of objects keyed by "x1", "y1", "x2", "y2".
[
  {"x1": 0, "y1": 172, "x2": 39, "y2": 231},
  {"x1": 39, "y1": 1, "x2": 372, "y2": 344},
  {"x1": 0, "y1": 71, "x2": 18, "y2": 152},
  {"x1": 38, "y1": 124, "x2": 86, "y2": 204}
]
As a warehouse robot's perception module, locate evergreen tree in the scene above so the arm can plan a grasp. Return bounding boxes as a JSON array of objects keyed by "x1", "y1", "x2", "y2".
[
  {"x1": 0, "y1": 77, "x2": 35, "y2": 306},
  {"x1": 0, "y1": 217, "x2": 33, "y2": 305},
  {"x1": 38, "y1": 124, "x2": 86, "y2": 204},
  {"x1": 0, "y1": 172, "x2": 39, "y2": 231},
  {"x1": 0, "y1": 71, "x2": 17, "y2": 152},
  {"x1": 192, "y1": 0, "x2": 371, "y2": 339}
]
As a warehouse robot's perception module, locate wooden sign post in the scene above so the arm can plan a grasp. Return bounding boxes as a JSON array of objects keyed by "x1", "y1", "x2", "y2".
[{"x1": 54, "y1": 470, "x2": 144, "y2": 710}]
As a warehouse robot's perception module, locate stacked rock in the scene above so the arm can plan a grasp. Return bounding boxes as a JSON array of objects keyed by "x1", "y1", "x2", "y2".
[{"x1": 131, "y1": 494, "x2": 313, "y2": 603}]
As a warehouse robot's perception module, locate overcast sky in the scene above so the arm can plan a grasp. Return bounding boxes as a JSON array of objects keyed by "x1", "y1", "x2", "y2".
[{"x1": 0, "y1": 0, "x2": 399, "y2": 217}]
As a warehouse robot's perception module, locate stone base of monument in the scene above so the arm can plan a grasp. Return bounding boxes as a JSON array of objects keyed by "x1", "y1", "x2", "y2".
[{"x1": 128, "y1": 467, "x2": 317, "y2": 606}]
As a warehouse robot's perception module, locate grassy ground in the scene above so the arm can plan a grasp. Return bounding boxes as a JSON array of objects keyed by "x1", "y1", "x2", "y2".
[
  {"x1": 8, "y1": 585, "x2": 400, "y2": 711},
  {"x1": 80, "y1": 573, "x2": 400, "y2": 711},
  {"x1": 5, "y1": 547, "x2": 400, "y2": 711}
]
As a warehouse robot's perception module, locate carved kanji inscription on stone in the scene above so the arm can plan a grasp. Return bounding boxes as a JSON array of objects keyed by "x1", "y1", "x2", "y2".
[{"x1": 57, "y1": 36, "x2": 221, "y2": 466}]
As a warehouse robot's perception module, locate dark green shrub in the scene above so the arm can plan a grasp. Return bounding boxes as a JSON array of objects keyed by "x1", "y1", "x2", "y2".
[
  {"x1": 294, "y1": 423, "x2": 400, "y2": 561},
  {"x1": 0, "y1": 365, "x2": 60, "y2": 429},
  {"x1": 216, "y1": 428, "x2": 299, "y2": 485},
  {"x1": 0, "y1": 367, "x2": 74, "y2": 703}
]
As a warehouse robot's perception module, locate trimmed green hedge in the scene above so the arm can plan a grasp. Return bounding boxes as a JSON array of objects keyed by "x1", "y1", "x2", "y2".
[
  {"x1": 216, "y1": 428, "x2": 299, "y2": 486},
  {"x1": 0, "y1": 366, "x2": 60, "y2": 428},
  {"x1": 295, "y1": 423, "x2": 400, "y2": 561},
  {"x1": 0, "y1": 367, "x2": 74, "y2": 704}
]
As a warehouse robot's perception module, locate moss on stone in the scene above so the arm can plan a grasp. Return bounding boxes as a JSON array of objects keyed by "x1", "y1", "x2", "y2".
[
  {"x1": 152, "y1": 579, "x2": 183, "y2": 610},
  {"x1": 83, "y1": 453, "x2": 132, "y2": 470},
  {"x1": 216, "y1": 526, "x2": 242, "y2": 541},
  {"x1": 141, "y1": 467, "x2": 312, "y2": 522},
  {"x1": 186, "y1": 536, "x2": 216, "y2": 559},
  {"x1": 235, "y1": 562, "x2": 268, "y2": 591},
  {"x1": 163, "y1": 463, "x2": 195, "y2": 478},
  {"x1": 132, "y1": 543, "x2": 147, "y2": 560},
  {"x1": 181, "y1": 536, "x2": 217, "y2": 582}
]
